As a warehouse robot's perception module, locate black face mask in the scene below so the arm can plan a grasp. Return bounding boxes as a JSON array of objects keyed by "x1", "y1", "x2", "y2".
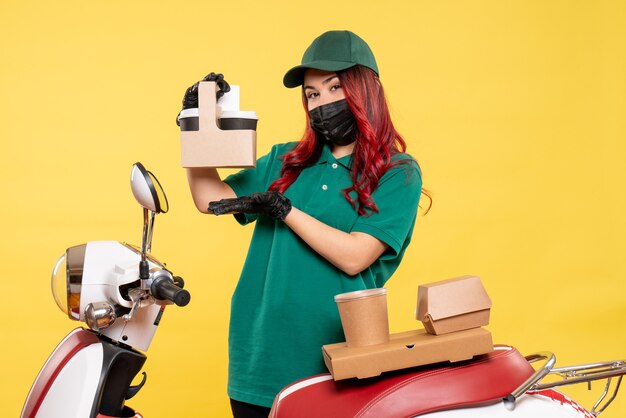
[{"x1": 308, "y1": 99, "x2": 357, "y2": 146}]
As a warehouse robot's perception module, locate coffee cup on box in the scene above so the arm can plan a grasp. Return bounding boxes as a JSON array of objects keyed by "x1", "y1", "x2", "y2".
[{"x1": 334, "y1": 288, "x2": 390, "y2": 348}]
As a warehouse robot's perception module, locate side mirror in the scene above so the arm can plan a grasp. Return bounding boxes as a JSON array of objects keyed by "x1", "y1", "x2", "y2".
[
  {"x1": 130, "y1": 162, "x2": 169, "y2": 214},
  {"x1": 130, "y1": 163, "x2": 168, "y2": 268}
]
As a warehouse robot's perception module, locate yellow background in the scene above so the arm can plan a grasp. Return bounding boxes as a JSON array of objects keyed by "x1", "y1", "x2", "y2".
[{"x1": 1, "y1": 0, "x2": 625, "y2": 417}]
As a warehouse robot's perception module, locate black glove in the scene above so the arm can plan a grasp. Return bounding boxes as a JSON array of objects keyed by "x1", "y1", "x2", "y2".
[
  {"x1": 208, "y1": 191, "x2": 292, "y2": 221},
  {"x1": 176, "y1": 72, "x2": 231, "y2": 126}
]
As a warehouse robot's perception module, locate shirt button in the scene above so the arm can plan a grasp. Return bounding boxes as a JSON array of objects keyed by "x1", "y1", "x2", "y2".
[
  {"x1": 331, "y1": 163, "x2": 338, "y2": 169},
  {"x1": 322, "y1": 184, "x2": 328, "y2": 191}
]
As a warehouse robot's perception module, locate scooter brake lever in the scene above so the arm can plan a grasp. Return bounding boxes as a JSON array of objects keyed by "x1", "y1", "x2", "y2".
[{"x1": 123, "y1": 288, "x2": 154, "y2": 322}]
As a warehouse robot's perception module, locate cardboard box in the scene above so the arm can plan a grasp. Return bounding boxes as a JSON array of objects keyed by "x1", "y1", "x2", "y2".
[
  {"x1": 180, "y1": 81, "x2": 256, "y2": 168},
  {"x1": 416, "y1": 275, "x2": 492, "y2": 335},
  {"x1": 322, "y1": 327, "x2": 493, "y2": 380}
]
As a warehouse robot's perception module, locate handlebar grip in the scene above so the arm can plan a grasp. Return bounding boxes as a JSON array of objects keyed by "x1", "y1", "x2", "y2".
[{"x1": 151, "y1": 276, "x2": 191, "y2": 307}]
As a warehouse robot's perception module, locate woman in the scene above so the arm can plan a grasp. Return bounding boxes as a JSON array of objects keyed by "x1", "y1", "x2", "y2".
[{"x1": 184, "y1": 30, "x2": 426, "y2": 418}]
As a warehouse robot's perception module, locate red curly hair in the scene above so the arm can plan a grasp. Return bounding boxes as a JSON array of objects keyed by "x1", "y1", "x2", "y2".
[{"x1": 270, "y1": 66, "x2": 428, "y2": 216}]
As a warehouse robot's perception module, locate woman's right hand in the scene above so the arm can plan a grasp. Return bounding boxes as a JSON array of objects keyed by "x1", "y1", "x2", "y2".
[{"x1": 176, "y1": 72, "x2": 231, "y2": 126}]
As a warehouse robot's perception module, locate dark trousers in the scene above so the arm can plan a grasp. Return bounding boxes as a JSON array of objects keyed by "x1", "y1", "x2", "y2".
[{"x1": 230, "y1": 398, "x2": 271, "y2": 418}]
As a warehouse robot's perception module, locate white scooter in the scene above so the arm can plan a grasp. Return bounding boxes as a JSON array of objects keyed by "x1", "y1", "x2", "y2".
[{"x1": 21, "y1": 163, "x2": 190, "y2": 418}]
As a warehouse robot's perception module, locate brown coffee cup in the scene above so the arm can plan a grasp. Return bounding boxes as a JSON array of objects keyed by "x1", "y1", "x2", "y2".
[{"x1": 334, "y1": 288, "x2": 390, "y2": 348}]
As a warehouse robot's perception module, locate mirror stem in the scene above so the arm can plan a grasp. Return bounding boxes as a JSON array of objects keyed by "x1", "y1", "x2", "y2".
[
  {"x1": 141, "y1": 208, "x2": 149, "y2": 262},
  {"x1": 147, "y1": 211, "x2": 156, "y2": 254},
  {"x1": 139, "y1": 208, "x2": 151, "y2": 281}
]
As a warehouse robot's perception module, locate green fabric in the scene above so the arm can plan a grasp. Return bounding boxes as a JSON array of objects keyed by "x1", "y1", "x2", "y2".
[
  {"x1": 223, "y1": 142, "x2": 422, "y2": 407},
  {"x1": 283, "y1": 30, "x2": 379, "y2": 88}
]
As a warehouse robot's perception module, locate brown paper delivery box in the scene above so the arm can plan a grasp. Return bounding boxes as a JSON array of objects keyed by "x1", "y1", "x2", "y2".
[
  {"x1": 417, "y1": 275, "x2": 492, "y2": 335},
  {"x1": 180, "y1": 81, "x2": 256, "y2": 168},
  {"x1": 322, "y1": 327, "x2": 493, "y2": 380}
]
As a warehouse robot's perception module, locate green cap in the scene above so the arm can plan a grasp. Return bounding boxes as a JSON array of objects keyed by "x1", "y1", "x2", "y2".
[{"x1": 283, "y1": 30, "x2": 379, "y2": 88}]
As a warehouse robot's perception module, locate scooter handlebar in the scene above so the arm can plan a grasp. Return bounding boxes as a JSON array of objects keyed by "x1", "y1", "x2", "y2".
[{"x1": 151, "y1": 275, "x2": 191, "y2": 307}]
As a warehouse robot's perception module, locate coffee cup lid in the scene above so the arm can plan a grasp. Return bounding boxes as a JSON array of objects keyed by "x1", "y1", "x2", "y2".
[
  {"x1": 178, "y1": 108, "x2": 198, "y2": 120},
  {"x1": 334, "y1": 288, "x2": 387, "y2": 302},
  {"x1": 220, "y1": 110, "x2": 258, "y2": 120}
]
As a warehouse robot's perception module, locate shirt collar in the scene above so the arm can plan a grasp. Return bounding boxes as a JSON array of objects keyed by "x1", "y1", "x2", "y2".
[{"x1": 316, "y1": 143, "x2": 352, "y2": 169}]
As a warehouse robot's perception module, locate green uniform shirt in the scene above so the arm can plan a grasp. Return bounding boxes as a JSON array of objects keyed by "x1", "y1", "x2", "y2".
[{"x1": 223, "y1": 142, "x2": 422, "y2": 407}]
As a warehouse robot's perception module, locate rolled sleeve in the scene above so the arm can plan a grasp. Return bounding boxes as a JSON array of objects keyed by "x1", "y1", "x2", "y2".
[{"x1": 351, "y1": 161, "x2": 422, "y2": 258}]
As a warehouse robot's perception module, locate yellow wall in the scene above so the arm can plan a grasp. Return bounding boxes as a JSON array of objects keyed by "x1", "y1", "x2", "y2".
[{"x1": 1, "y1": 1, "x2": 625, "y2": 416}]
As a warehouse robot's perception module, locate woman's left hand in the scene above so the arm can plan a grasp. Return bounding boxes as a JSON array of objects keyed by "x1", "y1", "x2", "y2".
[{"x1": 208, "y1": 191, "x2": 292, "y2": 221}]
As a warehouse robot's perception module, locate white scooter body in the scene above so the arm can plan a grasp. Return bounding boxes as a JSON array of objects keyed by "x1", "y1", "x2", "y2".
[
  {"x1": 22, "y1": 240, "x2": 176, "y2": 418},
  {"x1": 24, "y1": 329, "x2": 104, "y2": 418},
  {"x1": 22, "y1": 328, "x2": 147, "y2": 418},
  {"x1": 76, "y1": 240, "x2": 165, "y2": 351},
  {"x1": 22, "y1": 163, "x2": 188, "y2": 418}
]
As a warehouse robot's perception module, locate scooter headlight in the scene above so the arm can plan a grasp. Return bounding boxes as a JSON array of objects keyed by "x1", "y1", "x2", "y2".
[{"x1": 51, "y1": 244, "x2": 86, "y2": 320}]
